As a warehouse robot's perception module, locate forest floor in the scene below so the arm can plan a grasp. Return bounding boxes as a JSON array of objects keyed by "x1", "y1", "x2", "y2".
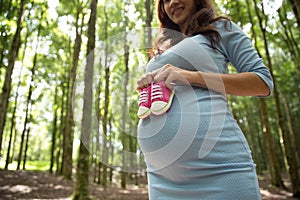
[{"x1": 0, "y1": 169, "x2": 299, "y2": 200}]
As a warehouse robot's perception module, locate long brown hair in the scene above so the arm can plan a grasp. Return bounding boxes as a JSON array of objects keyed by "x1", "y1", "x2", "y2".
[{"x1": 152, "y1": 0, "x2": 230, "y2": 56}]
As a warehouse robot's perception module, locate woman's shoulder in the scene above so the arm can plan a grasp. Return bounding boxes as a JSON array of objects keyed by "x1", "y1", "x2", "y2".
[
  {"x1": 214, "y1": 19, "x2": 243, "y2": 34},
  {"x1": 214, "y1": 19, "x2": 250, "y2": 46}
]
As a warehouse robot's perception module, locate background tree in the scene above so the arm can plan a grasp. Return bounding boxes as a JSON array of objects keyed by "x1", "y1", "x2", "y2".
[
  {"x1": 61, "y1": 0, "x2": 86, "y2": 181},
  {"x1": 73, "y1": 0, "x2": 97, "y2": 199}
]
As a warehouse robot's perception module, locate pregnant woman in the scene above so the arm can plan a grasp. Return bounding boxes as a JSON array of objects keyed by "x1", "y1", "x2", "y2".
[{"x1": 136, "y1": 0, "x2": 273, "y2": 199}]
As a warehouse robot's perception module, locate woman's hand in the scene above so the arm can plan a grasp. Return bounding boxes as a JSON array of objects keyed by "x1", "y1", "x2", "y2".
[{"x1": 136, "y1": 64, "x2": 191, "y2": 90}]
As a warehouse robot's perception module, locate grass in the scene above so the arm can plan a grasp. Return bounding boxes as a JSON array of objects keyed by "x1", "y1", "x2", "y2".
[{"x1": 0, "y1": 160, "x2": 50, "y2": 171}]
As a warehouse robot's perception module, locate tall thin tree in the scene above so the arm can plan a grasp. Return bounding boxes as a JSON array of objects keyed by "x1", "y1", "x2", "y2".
[
  {"x1": 101, "y1": 0, "x2": 109, "y2": 187},
  {"x1": 50, "y1": 76, "x2": 59, "y2": 174},
  {"x1": 121, "y1": 0, "x2": 130, "y2": 189},
  {"x1": 62, "y1": 2, "x2": 84, "y2": 180},
  {"x1": 73, "y1": 0, "x2": 97, "y2": 199}
]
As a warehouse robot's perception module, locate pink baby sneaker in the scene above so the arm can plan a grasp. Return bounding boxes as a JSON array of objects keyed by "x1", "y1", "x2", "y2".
[
  {"x1": 150, "y1": 81, "x2": 174, "y2": 115},
  {"x1": 137, "y1": 86, "x2": 151, "y2": 119}
]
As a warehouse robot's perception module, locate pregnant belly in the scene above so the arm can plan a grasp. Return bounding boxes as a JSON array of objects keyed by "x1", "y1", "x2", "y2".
[{"x1": 137, "y1": 86, "x2": 230, "y2": 171}]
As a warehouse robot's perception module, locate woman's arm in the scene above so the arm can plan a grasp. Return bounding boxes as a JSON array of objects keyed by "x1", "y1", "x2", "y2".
[
  {"x1": 186, "y1": 70, "x2": 270, "y2": 97},
  {"x1": 136, "y1": 64, "x2": 270, "y2": 97}
]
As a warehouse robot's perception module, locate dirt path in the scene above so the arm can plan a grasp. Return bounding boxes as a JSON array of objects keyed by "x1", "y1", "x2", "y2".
[{"x1": 0, "y1": 169, "x2": 298, "y2": 200}]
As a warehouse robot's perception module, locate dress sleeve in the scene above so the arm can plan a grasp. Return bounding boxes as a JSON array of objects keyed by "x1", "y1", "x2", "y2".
[{"x1": 218, "y1": 21, "x2": 274, "y2": 96}]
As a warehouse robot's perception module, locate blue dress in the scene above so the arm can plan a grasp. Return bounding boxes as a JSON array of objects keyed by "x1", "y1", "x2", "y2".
[{"x1": 137, "y1": 21, "x2": 273, "y2": 200}]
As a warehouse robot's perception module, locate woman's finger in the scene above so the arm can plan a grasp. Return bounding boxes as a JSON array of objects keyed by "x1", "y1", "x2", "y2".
[
  {"x1": 153, "y1": 64, "x2": 172, "y2": 82},
  {"x1": 136, "y1": 73, "x2": 154, "y2": 90}
]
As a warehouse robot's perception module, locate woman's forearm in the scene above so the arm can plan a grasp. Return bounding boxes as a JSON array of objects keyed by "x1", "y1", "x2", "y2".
[{"x1": 185, "y1": 71, "x2": 270, "y2": 97}]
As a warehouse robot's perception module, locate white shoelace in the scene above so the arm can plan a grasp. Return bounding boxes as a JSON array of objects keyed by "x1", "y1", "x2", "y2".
[
  {"x1": 139, "y1": 90, "x2": 149, "y2": 103},
  {"x1": 151, "y1": 84, "x2": 163, "y2": 100}
]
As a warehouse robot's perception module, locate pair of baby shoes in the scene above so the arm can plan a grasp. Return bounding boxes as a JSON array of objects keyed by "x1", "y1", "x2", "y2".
[{"x1": 137, "y1": 81, "x2": 174, "y2": 119}]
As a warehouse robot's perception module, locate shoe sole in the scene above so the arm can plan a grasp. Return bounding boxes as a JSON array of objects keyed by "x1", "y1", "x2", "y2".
[
  {"x1": 137, "y1": 107, "x2": 151, "y2": 119},
  {"x1": 150, "y1": 91, "x2": 174, "y2": 116}
]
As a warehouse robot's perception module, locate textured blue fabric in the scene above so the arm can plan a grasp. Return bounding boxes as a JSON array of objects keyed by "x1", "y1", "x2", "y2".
[{"x1": 137, "y1": 21, "x2": 273, "y2": 200}]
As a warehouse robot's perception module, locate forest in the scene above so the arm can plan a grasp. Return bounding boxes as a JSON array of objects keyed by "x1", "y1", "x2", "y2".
[{"x1": 0, "y1": 0, "x2": 299, "y2": 199}]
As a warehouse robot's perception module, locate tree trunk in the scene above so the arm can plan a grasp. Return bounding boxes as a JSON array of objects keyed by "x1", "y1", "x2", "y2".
[
  {"x1": 94, "y1": 74, "x2": 102, "y2": 184},
  {"x1": 121, "y1": 0, "x2": 130, "y2": 189},
  {"x1": 282, "y1": 97, "x2": 300, "y2": 168},
  {"x1": 58, "y1": 69, "x2": 67, "y2": 175},
  {"x1": 60, "y1": 45, "x2": 71, "y2": 175},
  {"x1": 95, "y1": 71, "x2": 103, "y2": 185},
  {"x1": 108, "y1": 118, "x2": 114, "y2": 183},
  {"x1": 0, "y1": 0, "x2": 26, "y2": 155},
  {"x1": 50, "y1": 78, "x2": 59, "y2": 174},
  {"x1": 101, "y1": 1, "x2": 109, "y2": 188},
  {"x1": 62, "y1": 5, "x2": 84, "y2": 180},
  {"x1": 56, "y1": 131, "x2": 62, "y2": 175},
  {"x1": 120, "y1": 45, "x2": 129, "y2": 189},
  {"x1": 259, "y1": 98, "x2": 283, "y2": 187},
  {"x1": 73, "y1": 0, "x2": 97, "y2": 199},
  {"x1": 22, "y1": 124, "x2": 31, "y2": 170}
]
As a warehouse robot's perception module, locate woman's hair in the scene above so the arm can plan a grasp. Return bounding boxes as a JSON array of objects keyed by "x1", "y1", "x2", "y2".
[{"x1": 152, "y1": 0, "x2": 230, "y2": 57}]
